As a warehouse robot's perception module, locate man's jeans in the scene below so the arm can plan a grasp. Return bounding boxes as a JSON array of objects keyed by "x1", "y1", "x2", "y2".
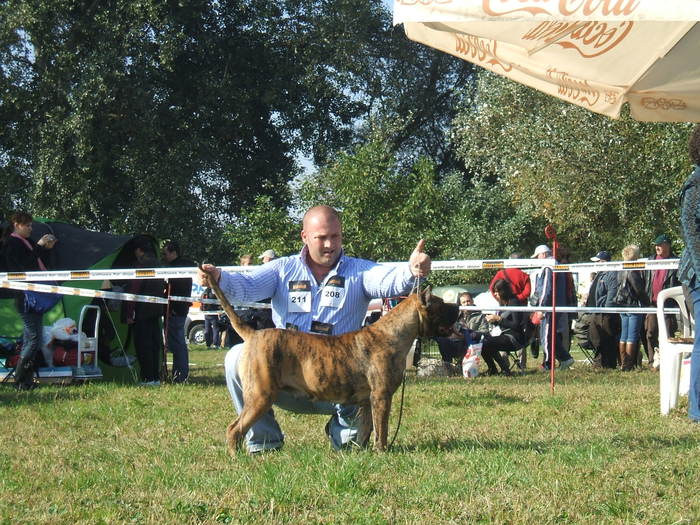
[
  {"x1": 167, "y1": 314, "x2": 188, "y2": 383},
  {"x1": 689, "y1": 284, "x2": 700, "y2": 422},
  {"x1": 224, "y1": 344, "x2": 359, "y2": 452}
]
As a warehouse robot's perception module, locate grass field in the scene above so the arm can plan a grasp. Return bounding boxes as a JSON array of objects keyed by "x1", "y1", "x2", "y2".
[{"x1": 1, "y1": 346, "x2": 699, "y2": 524}]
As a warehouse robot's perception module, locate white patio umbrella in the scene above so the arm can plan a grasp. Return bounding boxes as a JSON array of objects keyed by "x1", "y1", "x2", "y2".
[{"x1": 394, "y1": 0, "x2": 700, "y2": 121}]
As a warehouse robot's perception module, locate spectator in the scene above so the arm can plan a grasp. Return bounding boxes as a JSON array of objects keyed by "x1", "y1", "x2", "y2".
[
  {"x1": 643, "y1": 234, "x2": 680, "y2": 369},
  {"x1": 614, "y1": 244, "x2": 651, "y2": 371},
  {"x1": 557, "y1": 245, "x2": 578, "y2": 356},
  {"x1": 587, "y1": 251, "x2": 620, "y2": 369},
  {"x1": 125, "y1": 239, "x2": 165, "y2": 386},
  {"x1": 531, "y1": 244, "x2": 575, "y2": 371},
  {"x1": 2, "y1": 211, "x2": 58, "y2": 390},
  {"x1": 239, "y1": 254, "x2": 252, "y2": 266},
  {"x1": 198, "y1": 204, "x2": 431, "y2": 453},
  {"x1": 200, "y1": 286, "x2": 220, "y2": 349},
  {"x1": 432, "y1": 293, "x2": 482, "y2": 366},
  {"x1": 255, "y1": 250, "x2": 277, "y2": 326},
  {"x1": 433, "y1": 323, "x2": 470, "y2": 366},
  {"x1": 677, "y1": 123, "x2": 700, "y2": 423},
  {"x1": 489, "y1": 253, "x2": 531, "y2": 305},
  {"x1": 161, "y1": 240, "x2": 195, "y2": 383},
  {"x1": 456, "y1": 292, "x2": 489, "y2": 333},
  {"x1": 258, "y1": 249, "x2": 277, "y2": 264},
  {"x1": 481, "y1": 279, "x2": 528, "y2": 376}
]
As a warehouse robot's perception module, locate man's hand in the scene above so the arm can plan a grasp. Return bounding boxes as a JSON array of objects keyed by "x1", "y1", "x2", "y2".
[
  {"x1": 409, "y1": 239, "x2": 431, "y2": 278},
  {"x1": 198, "y1": 263, "x2": 221, "y2": 287}
]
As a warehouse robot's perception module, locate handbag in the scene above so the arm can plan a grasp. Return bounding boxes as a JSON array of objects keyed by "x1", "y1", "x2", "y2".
[{"x1": 24, "y1": 282, "x2": 61, "y2": 314}]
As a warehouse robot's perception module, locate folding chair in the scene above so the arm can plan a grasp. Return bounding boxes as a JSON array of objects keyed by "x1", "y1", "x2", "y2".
[{"x1": 501, "y1": 347, "x2": 526, "y2": 374}]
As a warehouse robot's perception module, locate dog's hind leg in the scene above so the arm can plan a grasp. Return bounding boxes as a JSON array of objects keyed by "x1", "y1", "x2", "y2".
[
  {"x1": 370, "y1": 392, "x2": 392, "y2": 452},
  {"x1": 355, "y1": 404, "x2": 373, "y2": 447},
  {"x1": 226, "y1": 393, "x2": 277, "y2": 456}
]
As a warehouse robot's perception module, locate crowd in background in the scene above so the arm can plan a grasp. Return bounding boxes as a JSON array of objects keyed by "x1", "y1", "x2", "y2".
[{"x1": 433, "y1": 235, "x2": 679, "y2": 377}]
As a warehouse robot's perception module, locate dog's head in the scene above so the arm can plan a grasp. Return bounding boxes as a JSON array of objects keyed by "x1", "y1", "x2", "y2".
[{"x1": 417, "y1": 287, "x2": 460, "y2": 337}]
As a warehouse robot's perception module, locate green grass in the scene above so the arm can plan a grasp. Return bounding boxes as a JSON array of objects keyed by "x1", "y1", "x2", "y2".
[{"x1": 1, "y1": 346, "x2": 699, "y2": 524}]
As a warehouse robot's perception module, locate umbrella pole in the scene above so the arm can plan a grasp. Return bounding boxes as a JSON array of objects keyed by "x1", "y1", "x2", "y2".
[{"x1": 545, "y1": 225, "x2": 558, "y2": 394}]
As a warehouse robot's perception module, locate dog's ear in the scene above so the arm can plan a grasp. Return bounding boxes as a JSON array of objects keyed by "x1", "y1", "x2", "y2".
[{"x1": 419, "y1": 286, "x2": 432, "y2": 306}]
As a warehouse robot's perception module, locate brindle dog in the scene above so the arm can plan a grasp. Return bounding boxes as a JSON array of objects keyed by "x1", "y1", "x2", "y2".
[{"x1": 202, "y1": 269, "x2": 459, "y2": 453}]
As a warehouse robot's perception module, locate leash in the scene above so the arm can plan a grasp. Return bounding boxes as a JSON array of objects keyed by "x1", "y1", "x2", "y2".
[
  {"x1": 387, "y1": 370, "x2": 407, "y2": 451},
  {"x1": 387, "y1": 275, "x2": 421, "y2": 450}
]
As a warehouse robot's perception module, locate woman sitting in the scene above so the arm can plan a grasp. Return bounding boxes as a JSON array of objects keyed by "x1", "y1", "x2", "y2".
[{"x1": 481, "y1": 279, "x2": 528, "y2": 376}]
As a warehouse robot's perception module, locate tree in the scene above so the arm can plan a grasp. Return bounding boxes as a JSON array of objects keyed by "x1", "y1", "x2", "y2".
[
  {"x1": 451, "y1": 71, "x2": 693, "y2": 258},
  {"x1": 296, "y1": 126, "x2": 456, "y2": 263},
  {"x1": 221, "y1": 195, "x2": 300, "y2": 262},
  {"x1": 1, "y1": 0, "x2": 472, "y2": 264}
]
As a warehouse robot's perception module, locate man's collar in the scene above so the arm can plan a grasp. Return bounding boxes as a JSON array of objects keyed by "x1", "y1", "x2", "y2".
[{"x1": 299, "y1": 245, "x2": 345, "y2": 270}]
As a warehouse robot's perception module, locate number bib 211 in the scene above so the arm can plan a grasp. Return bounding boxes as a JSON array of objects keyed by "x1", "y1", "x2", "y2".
[{"x1": 288, "y1": 280, "x2": 312, "y2": 313}]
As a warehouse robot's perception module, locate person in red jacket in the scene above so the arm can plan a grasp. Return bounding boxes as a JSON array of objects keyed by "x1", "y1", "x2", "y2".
[{"x1": 489, "y1": 253, "x2": 531, "y2": 305}]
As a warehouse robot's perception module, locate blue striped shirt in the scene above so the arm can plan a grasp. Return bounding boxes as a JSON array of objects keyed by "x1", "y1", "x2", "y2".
[{"x1": 219, "y1": 247, "x2": 416, "y2": 335}]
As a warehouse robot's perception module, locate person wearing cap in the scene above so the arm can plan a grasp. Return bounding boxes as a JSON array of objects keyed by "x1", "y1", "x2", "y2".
[
  {"x1": 198, "y1": 205, "x2": 431, "y2": 453},
  {"x1": 642, "y1": 234, "x2": 680, "y2": 369},
  {"x1": 530, "y1": 244, "x2": 550, "y2": 259},
  {"x1": 258, "y1": 249, "x2": 277, "y2": 264},
  {"x1": 678, "y1": 123, "x2": 700, "y2": 422},
  {"x1": 586, "y1": 250, "x2": 621, "y2": 368},
  {"x1": 530, "y1": 244, "x2": 575, "y2": 371}
]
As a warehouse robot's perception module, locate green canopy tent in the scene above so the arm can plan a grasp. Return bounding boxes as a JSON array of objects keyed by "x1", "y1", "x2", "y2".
[{"x1": 1, "y1": 221, "x2": 158, "y2": 381}]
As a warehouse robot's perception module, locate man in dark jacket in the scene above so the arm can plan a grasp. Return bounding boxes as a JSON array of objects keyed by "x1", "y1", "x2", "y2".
[
  {"x1": 587, "y1": 251, "x2": 620, "y2": 369},
  {"x1": 643, "y1": 234, "x2": 680, "y2": 369},
  {"x1": 162, "y1": 241, "x2": 195, "y2": 383},
  {"x1": 124, "y1": 240, "x2": 165, "y2": 385}
]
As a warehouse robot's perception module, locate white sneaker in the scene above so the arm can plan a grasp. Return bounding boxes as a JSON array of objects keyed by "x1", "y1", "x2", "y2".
[
  {"x1": 558, "y1": 358, "x2": 575, "y2": 371},
  {"x1": 138, "y1": 380, "x2": 161, "y2": 387}
]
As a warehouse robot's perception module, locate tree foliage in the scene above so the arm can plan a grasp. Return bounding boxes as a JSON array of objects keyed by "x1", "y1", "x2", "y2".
[
  {"x1": 0, "y1": 0, "x2": 471, "y2": 264},
  {"x1": 451, "y1": 72, "x2": 693, "y2": 258},
  {"x1": 220, "y1": 195, "x2": 299, "y2": 263},
  {"x1": 296, "y1": 125, "x2": 456, "y2": 263}
]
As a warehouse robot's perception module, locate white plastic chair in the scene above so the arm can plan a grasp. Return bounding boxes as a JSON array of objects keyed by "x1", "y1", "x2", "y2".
[{"x1": 657, "y1": 286, "x2": 694, "y2": 415}]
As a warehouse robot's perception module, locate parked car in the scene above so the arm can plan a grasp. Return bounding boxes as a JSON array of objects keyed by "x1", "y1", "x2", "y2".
[
  {"x1": 185, "y1": 281, "x2": 221, "y2": 345},
  {"x1": 184, "y1": 308, "x2": 208, "y2": 345}
]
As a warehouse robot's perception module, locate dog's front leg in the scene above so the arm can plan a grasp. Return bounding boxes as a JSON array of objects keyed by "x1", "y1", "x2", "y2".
[
  {"x1": 370, "y1": 392, "x2": 392, "y2": 452},
  {"x1": 355, "y1": 404, "x2": 373, "y2": 447},
  {"x1": 226, "y1": 418, "x2": 245, "y2": 455}
]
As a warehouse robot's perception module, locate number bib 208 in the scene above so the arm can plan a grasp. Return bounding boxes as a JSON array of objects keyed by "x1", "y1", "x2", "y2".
[{"x1": 320, "y1": 276, "x2": 346, "y2": 308}]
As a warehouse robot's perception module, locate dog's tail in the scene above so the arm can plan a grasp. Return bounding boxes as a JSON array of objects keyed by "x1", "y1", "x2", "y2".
[{"x1": 199, "y1": 265, "x2": 256, "y2": 341}]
